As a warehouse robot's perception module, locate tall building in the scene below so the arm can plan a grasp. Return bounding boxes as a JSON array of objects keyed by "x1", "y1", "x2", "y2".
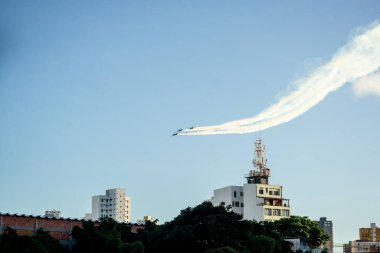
[
  {"x1": 344, "y1": 223, "x2": 380, "y2": 253},
  {"x1": 360, "y1": 223, "x2": 380, "y2": 242},
  {"x1": 315, "y1": 217, "x2": 333, "y2": 253},
  {"x1": 92, "y1": 188, "x2": 131, "y2": 223},
  {"x1": 210, "y1": 139, "x2": 291, "y2": 222}
]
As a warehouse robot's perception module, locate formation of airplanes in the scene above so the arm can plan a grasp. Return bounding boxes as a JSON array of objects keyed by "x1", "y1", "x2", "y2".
[{"x1": 172, "y1": 126, "x2": 194, "y2": 136}]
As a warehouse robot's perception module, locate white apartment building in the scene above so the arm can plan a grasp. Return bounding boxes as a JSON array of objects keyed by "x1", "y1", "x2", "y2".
[
  {"x1": 210, "y1": 139, "x2": 291, "y2": 222},
  {"x1": 211, "y1": 186, "x2": 244, "y2": 215},
  {"x1": 91, "y1": 188, "x2": 131, "y2": 223}
]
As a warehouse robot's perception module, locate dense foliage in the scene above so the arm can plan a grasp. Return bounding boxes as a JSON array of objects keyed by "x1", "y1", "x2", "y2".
[
  {"x1": 0, "y1": 227, "x2": 64, "y2": 253},
  {"x1": 0, "y1": 202, "x2": 329, "y2": 252},
  {"x1": 271, "y1": 216, "x2": 330, "y2": 248},
  {"x1": 72, "y1": 218, "x2": 143, "y2": 253},
  {"x1": 139, "y1": 202, "x2": 293, "y2": 253}
]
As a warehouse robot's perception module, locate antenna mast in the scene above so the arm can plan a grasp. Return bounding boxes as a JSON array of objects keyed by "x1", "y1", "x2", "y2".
[{"x1": 245, "y1": 138, "x2": 270, "y2": 184}]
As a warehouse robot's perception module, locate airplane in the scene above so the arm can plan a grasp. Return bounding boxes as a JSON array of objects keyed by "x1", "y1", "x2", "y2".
[
  {"x1": 172, "y1": 133, "x2": 178, "y2": 136},
  {"x1": 177, "y1": 128, "x2": 183, "y2": 132},
  {"x1": 189, "y1": 126, "x2": 194, "y2": 129}
]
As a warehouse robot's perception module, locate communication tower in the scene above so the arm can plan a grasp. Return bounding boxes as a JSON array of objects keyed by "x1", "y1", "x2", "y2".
[{"x1": 245, "y1": 139, "x2": 270, "y2": 184}]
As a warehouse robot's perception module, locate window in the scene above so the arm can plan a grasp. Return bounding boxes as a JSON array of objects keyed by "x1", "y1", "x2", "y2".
[
  {"x1": 265, "y1": 208, "x2": 272, "y2": 216},
  {"x1": 259, "y1": 188, "x2": 264, "y2": 194},
  {"x1": 240, "y1": 192, "x2": 243, "y2": 197},
  {"x1": 273, "y1": 209, "x2": 281, "y2": 216},
  {"x1": 266, "y1": 188, "x2": 268, "y2": 193},
  {"x1": 274, "y1": 190, "x2": 280, "y2": 196},
  {"x1": 269, "y1": 191, "x2": 273, "y2": 195},
  {"x1": 282, "y1": 210, "x2": 290, "y2": 217},
  {"x1": 241, "y1": 203, "x2": 244, "y2": 207},
  {"x1": 235, "y1": 201, "x2": 240, "y2": 207},
  {"x1": 234, "y1": 191, "x2": 237, "y2": 198}
]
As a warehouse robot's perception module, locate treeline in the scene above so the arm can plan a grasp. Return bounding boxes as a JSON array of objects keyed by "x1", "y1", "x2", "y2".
[
  {"x1": 0, "y1": 227, "x2": 64, "y2": 253},
  {"x1": 0, "y1": 201, "x2": 329, "y2": 253}
]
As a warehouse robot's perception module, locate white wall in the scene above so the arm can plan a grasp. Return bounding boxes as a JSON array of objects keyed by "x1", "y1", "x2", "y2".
[
  {"x1": 210, "y1": 186, "x2": 244, "y2": 215},
  {"x1": 243, "y1": 184, "x2": 264, "y2": 221},
  {"x1": 91, "y1": 195, "x2": 103, "y2": 221}
]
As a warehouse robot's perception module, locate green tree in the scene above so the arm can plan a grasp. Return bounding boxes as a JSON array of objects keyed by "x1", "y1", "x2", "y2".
[
  {"x1": 144, "y1": 201, "x2": 293, "y2": 253},
  {"x1": 72, "y1": 218, "x2": 144, "y2": 253},
  {"x1": 272, "y1": 216, "x2": 330, "y2": 248},
  {"x1": 205, "y1": 246, "x2": 239, "y2": 253},
  {"x1": 0, "y1": 227, "x2": 64, "y2": 253}
]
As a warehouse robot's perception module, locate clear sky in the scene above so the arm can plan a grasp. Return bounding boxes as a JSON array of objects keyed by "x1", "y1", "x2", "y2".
[{"x1": 1, "y1": 1, "x2": 379, "y2": 247}]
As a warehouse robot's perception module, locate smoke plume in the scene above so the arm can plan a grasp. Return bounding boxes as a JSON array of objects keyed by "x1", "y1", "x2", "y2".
[
  {"x1": 352, "y1": 71, "x2": 380, "y2": 97},
  {"x1": 179, "y1": 22, "x2": 380, "y2": 136}
]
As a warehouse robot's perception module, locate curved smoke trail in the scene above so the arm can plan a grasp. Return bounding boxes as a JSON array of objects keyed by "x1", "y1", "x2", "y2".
[{"x1": 178, "y1": 22, "x2": 380, "y2": 136}]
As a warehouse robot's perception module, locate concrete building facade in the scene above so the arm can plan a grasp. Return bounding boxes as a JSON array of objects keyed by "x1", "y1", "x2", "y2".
[
  {"x1": 44, "y1": 210, "x2": 61, "y2": 219},
  {"x1": 92, "y1": 188, "x2": 131, "y2": 223},
  {"x1": 211, "y1": 186, "x2": 244, "y2": 215},
  {"x1": 344, "y1": 223, "x2": 380, "y2": 253},
  {"x1": 210, "y1": 139, "x2": 291, "y2": 222},
  {"x1": 315, "y1": 217, "x2": 333, "y2": 253},
  {"x1": 344, "y1": 240, "x2": 380, "y2": 253},
  {"x1": 360, "y1": 223, "x2": 380, "y2": 242}
]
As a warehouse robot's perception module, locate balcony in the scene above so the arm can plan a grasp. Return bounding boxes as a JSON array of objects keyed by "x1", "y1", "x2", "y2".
[{"x1": 257, "y1": 198, "x2": 290, "y2": 207}]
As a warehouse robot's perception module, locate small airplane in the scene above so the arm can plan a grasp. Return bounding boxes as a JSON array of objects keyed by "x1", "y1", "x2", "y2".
[
  {"x1": 189, "y1": 126, "x2": 194, "y2": 129},
  {"x1": 177, "y1": 128, "x2": 183, "y2": 132},
  {"x1": 172, "y1": 133, "x2": 178, "y2": 136}
]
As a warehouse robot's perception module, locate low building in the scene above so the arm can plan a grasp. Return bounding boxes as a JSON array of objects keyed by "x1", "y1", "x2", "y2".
[
  {"x1": 285, "y1": 238, "x2": 309, "y2": 252},
  {"x1": 210, "y1": 139, "x2": 291, "y2": 222},
  {"x1": 136, "y1": 215, "x2": 157, "y2": 225},
  {"x1": 0, "y1": 212, "x2": 144, "y2": 250},
  {"x1": 83, "y1": 213, "x2": 92, "y2": 221},
  {"x1": 344, "y1": 240, "x2": 380, "y2": 253},
  {"x1": 44, "y1": 210, "x2": 61, "y2": 219}
]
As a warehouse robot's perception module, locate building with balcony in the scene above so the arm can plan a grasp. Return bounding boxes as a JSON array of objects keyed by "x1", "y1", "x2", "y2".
[
  {"x1": 91, "y1": 188, "x2": 131, "y2": 223},
  {"x1": 210, "y1": 139, "x2": 291, "y2": 222}
]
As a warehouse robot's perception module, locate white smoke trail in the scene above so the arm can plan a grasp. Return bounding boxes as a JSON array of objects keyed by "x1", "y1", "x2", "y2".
[
  {"x1": 179, "y1": 22, "x2": 380, "y2": 136},
  {"x1": 352, "y1": 71, "x2": 380, "y2": 97}
]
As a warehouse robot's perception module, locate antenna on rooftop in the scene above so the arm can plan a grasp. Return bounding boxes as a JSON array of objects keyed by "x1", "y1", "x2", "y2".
[{"x1": 245, "y1": 129, "x2": 271, "y2": 185}]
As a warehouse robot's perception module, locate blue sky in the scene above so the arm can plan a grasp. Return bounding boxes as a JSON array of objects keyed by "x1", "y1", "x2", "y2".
[{"x1": 1, "y1": 1, "x2": 380, "y2": 246}]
